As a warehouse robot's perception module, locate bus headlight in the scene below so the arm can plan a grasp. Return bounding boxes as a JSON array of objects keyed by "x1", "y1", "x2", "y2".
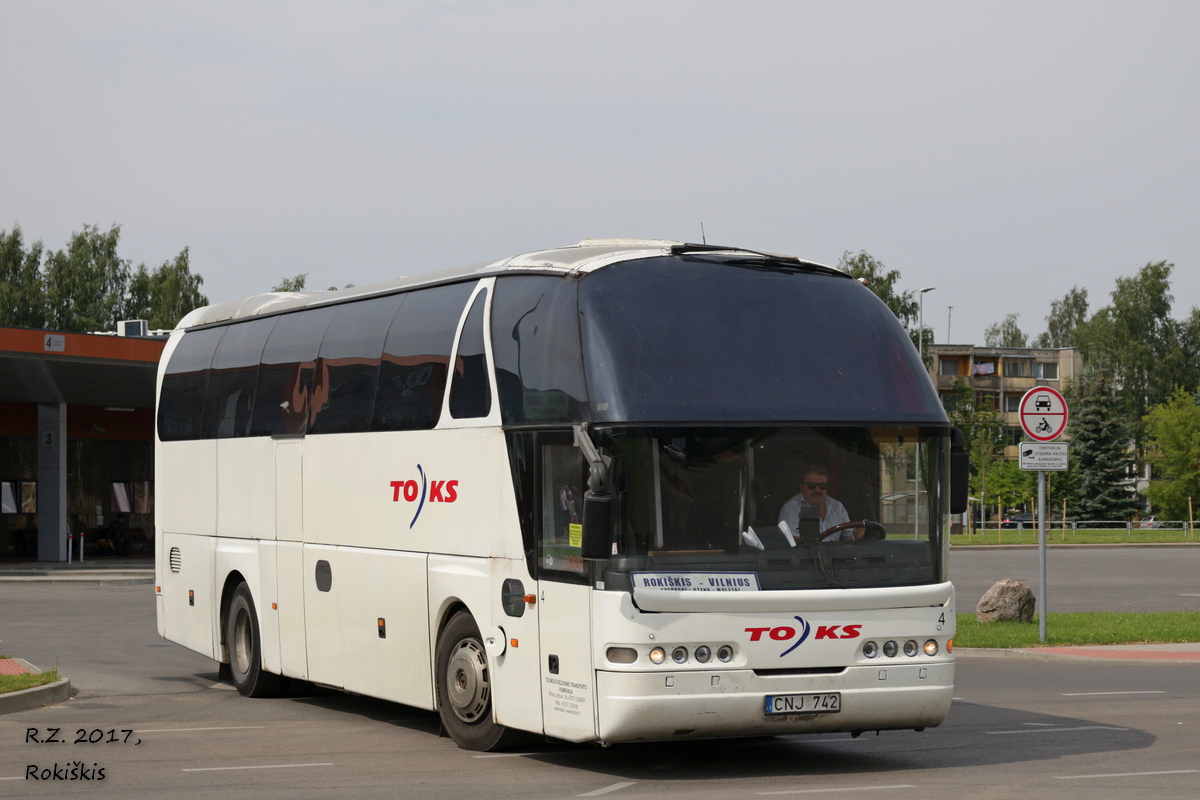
[
  {"x1": 649, "y1": 646, "x2": 666, "y2": 665},
  {"x1": 903, "y1": 640, "x2": 919, "y2": 657},
  {"x1": 694, "y1": 645, "x2": 712, "y2": 663},
  {"x1": 923, "y1": 639, "x2": 939, "y2": 656},
  {"x1": 671, "y1": 646, "x2": 688, "y2": 664},
  {"x1": 882, "y1": 640, "x2": 899, "y2": 658},
  {"x1": 717, "y1": 645, "x2": 734, "y2": 662},
  {"x1": 862, "y1": 641, "x2": 879, "y2": 658}
]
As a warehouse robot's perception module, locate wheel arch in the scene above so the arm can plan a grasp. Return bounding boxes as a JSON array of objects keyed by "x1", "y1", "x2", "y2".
[{"x1": 218, "y1": 569, "x2": 249, "y2": 663}]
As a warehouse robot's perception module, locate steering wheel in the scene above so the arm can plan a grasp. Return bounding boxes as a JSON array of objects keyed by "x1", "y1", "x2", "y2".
[{"x1": 820, "y1": 520, "x2": 887, "y2": 540}]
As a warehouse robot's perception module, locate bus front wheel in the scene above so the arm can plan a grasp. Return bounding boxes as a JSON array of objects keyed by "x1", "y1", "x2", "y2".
[
  {"x1": 435, "y1": 610, "x2": 522, "y2": 751},
  {"x1": 225, "y1": 583, "x2": 281, "y2": 697}
]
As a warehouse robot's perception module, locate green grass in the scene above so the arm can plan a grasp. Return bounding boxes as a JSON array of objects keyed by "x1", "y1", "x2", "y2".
[
  {"x1": 952, "y1": 527, "x2": 1197, "y2": 546},
  {"x1": 955, "y1": 612, "x2": 1200, "y2": 648},
  {"x1": 0, "y1": 667, "x2": 59, "y2": 695}
]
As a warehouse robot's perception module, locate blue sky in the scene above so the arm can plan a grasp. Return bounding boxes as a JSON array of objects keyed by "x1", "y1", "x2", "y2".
[{"x1": 3, "y1": 1, "x2": 1198, "y2": 344}]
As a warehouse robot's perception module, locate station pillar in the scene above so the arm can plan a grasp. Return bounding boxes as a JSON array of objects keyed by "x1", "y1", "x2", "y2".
[{"x1": 37, "y1": 403, "x2": 68, "y2": 561}]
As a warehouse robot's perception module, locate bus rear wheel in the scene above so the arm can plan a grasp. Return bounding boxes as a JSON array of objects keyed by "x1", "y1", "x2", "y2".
[
  {"x1": 435, "y1": 611, "x2": 522, "y2": 751},
  {"x1": 226, "y1": 583, "x2": 281, "y2": 697}
]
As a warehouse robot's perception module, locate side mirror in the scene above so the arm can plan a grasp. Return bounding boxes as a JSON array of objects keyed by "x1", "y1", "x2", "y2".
[
  {"x1": 581, "y1": 490, "x2": 615, "y2": 560},
  {"x1": 950, "y1": 427, "x2": 970, "y2": 515}
]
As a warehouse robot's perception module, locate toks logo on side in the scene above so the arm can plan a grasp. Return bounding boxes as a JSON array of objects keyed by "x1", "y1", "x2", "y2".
[{"x1": 389, "y1": 465, "x2": 459, "y2": 529}]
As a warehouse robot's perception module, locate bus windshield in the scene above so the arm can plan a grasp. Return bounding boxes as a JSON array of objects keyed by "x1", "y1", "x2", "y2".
[
  {"x1": 538, "y1": 425, "x2": 948, "y2": 592},
  {"x1": 578, "y1": 256, "x2": 943, "y2": 424}
]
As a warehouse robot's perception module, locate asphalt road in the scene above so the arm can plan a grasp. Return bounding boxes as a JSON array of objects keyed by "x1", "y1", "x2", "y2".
[
  {"x1": 1, "y1": 549, "x2": 1198, "y2": 799},
  {"x1": 950, "y1": 545, "x2": 1200, "y2": 613}
]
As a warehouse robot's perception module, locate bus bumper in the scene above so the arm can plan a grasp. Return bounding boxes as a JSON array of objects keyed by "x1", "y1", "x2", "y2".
[{"x1": 595, "y1": 662, "x2": 953, "y2": 743}]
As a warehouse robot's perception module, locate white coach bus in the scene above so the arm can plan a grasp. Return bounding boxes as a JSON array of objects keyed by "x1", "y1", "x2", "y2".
[{"x1": 155, "y1": 239, "x2": 968, "y2": 750}]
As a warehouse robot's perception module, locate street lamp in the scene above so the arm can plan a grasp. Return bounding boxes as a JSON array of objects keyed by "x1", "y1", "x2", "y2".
[
  {"x1": 918, "y1": 286, "x2": 937, "y2": 363},
  {"x1": 915, "y1": 287, "x2": 936, "y2": 540}
]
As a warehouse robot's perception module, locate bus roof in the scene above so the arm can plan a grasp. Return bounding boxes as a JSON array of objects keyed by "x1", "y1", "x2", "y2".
[{"x1": 175, "y1": 239, "x2": 839, "y2": 330}]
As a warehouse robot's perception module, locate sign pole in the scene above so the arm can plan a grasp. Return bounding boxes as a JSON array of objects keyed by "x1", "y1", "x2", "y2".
[
  {"x1": 1018, "y1": 386, "x2": 1069, "y2": 645},
  {"x1": 1037, "y1": 469, "x2": 1047, "y2": 642}
]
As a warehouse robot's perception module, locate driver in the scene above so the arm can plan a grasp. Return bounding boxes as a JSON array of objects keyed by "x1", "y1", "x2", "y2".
[{"x1": 778, "y1": 464, "x2": 864, "y2": 542}]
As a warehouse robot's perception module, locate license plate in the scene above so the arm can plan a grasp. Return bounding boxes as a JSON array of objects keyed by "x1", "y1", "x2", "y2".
[{"x1": 764, "y1": 692, "x2": 841, "y2": 715}]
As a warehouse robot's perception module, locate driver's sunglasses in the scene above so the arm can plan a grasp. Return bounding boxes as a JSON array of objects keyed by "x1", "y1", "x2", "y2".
[{"x1": 803, "y1": 481, "x2": 829, "y2": 491}]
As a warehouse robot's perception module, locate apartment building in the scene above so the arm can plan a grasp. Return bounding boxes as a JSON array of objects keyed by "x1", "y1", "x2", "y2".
[{"x1": 928, "y1": 344, "x2": 1082, "y2": 459}]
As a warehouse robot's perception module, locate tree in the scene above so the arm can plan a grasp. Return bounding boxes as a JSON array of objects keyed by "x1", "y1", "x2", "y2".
[
  {"x1": 983, "y1": 313, "x2": 1027, "y2": 347},
  {"x1": 1066, "y1": 368, "x2": 1140, "y2": 521},
  {"x1": 43, "y1": 224, "x2": 131, "y2": 332},
  {"x1": 272, "y1": 274, "x2": 308, "y2": 292},
  {"x1": 0, "y1": 225, "x2": 47, "y2": 328},
  {"x1": 988, "y1": 459, "x2": 1035, "y2": 511},
  {"x1": 1033, "y1": 286, "x2": 1088, "y2": 348},
  {"x1": 1143, "y1": 387, "x2": 1200, "y2": 520},
  {"x1": 1, "y1": 222, "x2": 208, "y2": 332},
  {"x1": 125, "y1": 247, "x2": 208, "y2": 330},
  {"x1": 943, "y1": 378, "x2": 1005, "y2": 518},
  {"x1": 1073, "y1": 261, "x2": 1198, "y2": 452}
]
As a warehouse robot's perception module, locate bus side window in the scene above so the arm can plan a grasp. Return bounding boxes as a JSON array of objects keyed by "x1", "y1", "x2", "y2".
[
  {"x1": 308, "y1": 294, "x2": 403, "y2": 435},
  {"x1": 203, "y1": 318, "x2": 276, "y2": 439},
  {"x1": 250, "y1": 307, "x2": 335, "y2": 437},
  {"x1": 158, "y1": 327, "x2": 224, "y2": 441},
  {"x1": 373, "y1": 282, "x2": 474, "y2": 431},
  {"x1": 490, "y1": 276, "x2": 588, "y2": 425},
  {"x1": 449, "y1": 288, "x2": 491, "y2": 419}
]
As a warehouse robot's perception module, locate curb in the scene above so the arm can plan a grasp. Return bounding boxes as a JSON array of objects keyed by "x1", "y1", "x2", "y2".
[
  {"x1": 951, "y1": 543, "x2": 1200, "y2": 550},
  {"x1": 955, "y1": 647, "x2": 1200, "y2": 663},
  {"x1": 0, "y1": 678, "x2": 73, "y2": 715},
  {"x1": 0, "y1": 577, "x2": 154, "y2": 585}
]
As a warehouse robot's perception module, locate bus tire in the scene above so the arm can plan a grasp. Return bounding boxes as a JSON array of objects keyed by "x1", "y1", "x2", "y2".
[
  {"x1": 226, "y1": 583, "x2": 282, "y2": 698},
  {"x1": 435, "y1": 610, "x2": 522, "y2": 751}
]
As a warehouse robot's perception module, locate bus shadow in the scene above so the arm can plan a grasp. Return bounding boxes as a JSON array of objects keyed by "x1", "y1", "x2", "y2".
[
  {"x1": 273, "y1": 687, "x2": 1154, "y2": 780},
  {"x1": 512, "y1": 702, "x2": 1154, "y2": 780}
]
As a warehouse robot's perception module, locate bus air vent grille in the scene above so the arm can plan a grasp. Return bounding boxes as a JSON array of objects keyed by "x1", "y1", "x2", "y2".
[
  {"x1": 169, "y1": 547, "x2": 182, "y2": 573},
  {"x1": 753, "y1": 667, "x2": 845, "y2": 677}
]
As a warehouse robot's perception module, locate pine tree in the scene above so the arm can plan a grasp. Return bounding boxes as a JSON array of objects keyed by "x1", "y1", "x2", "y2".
[{"x1": 1067, "y1": 369, "x2": 1140, "y2": 520}]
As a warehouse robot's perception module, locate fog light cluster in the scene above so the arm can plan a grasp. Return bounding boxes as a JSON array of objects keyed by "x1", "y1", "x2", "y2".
[
  {"x1": 862, "y1": 639, "x2": 943, "y2": 659},
  {"x1": 607, "y1": 644, "x2": 735, "y2": 665}
]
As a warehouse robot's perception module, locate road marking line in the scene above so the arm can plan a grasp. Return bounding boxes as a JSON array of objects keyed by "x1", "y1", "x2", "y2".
[
  {"x1": 135, "y1": 726, "x2": 265, "y2": 733},
  {"x1": 1056, "y1": 769, "x2": 1199, "y2": 780},
  {"x1": 1062, "y1": 691, "x2": 1166, "y2": 696},
  {"x1": 987, "y1": 726, "x2": 1127, "y2": 735},
  {"x1": 578, "y1": 781, "x2": 636, "y2": 796},
  {"x1": 183, "y1": 762, "x2": 333, "y2": 772},
  {"x1": 1179, "y1": 594, "x2": 1200, "y2": 597},
  {"x1": 473, "y1": 753, "x2": 535, "y2": 758},
  {"x1": 0, "y1": 777, "x2": 25, "y2": 781},
  {"x1": 207, "y1": 682, "x2": 237, "y2": 691},
  {"x1": 758, "y1": 784, "x2": 917, "y2": 795}
]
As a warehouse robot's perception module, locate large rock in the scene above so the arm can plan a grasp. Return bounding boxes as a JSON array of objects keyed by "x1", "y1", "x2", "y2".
[{"x1": 976, "y1": 579, "x2": 1035, "y2": 623}]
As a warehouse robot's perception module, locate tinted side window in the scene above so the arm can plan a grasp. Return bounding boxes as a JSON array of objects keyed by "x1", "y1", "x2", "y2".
[
  {"x1": 491, "y1": 276, "x2": 587, "y2": 425},
  {"x1": 250, "y1": 307, "x2": 336, "y2": 436},
  {"x1": 309, "y1": 294, "x2": 404, "y2": 435},
  {"x1": 158, "y1": 327, "x2": 223, "y2": 441},
  {"x1": 203, "y1": 318, "x2": 276, "y2": 438},
  {"x1": 373, "y1": 282, "x2": 475, "y2": 431},
  {"x1": 449, "y1": 288, "x2": 491, "y2": 419}
]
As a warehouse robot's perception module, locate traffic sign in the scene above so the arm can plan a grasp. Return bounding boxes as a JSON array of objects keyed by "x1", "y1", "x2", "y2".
[
  {"x1": 1019, "y1": 442, "x2": 1069, "y2": 471},
  {"x1": 1019, "y1": 386, "x2": 1068, "y2": 441}
]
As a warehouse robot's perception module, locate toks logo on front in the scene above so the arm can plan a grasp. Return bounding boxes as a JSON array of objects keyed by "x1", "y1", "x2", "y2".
[
  {"x1": 389, "y1": 465, "x2": 458, "y2": 529},
  {"x1": 745, "y1": 617, "x2": 863, "y2": 657}
]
